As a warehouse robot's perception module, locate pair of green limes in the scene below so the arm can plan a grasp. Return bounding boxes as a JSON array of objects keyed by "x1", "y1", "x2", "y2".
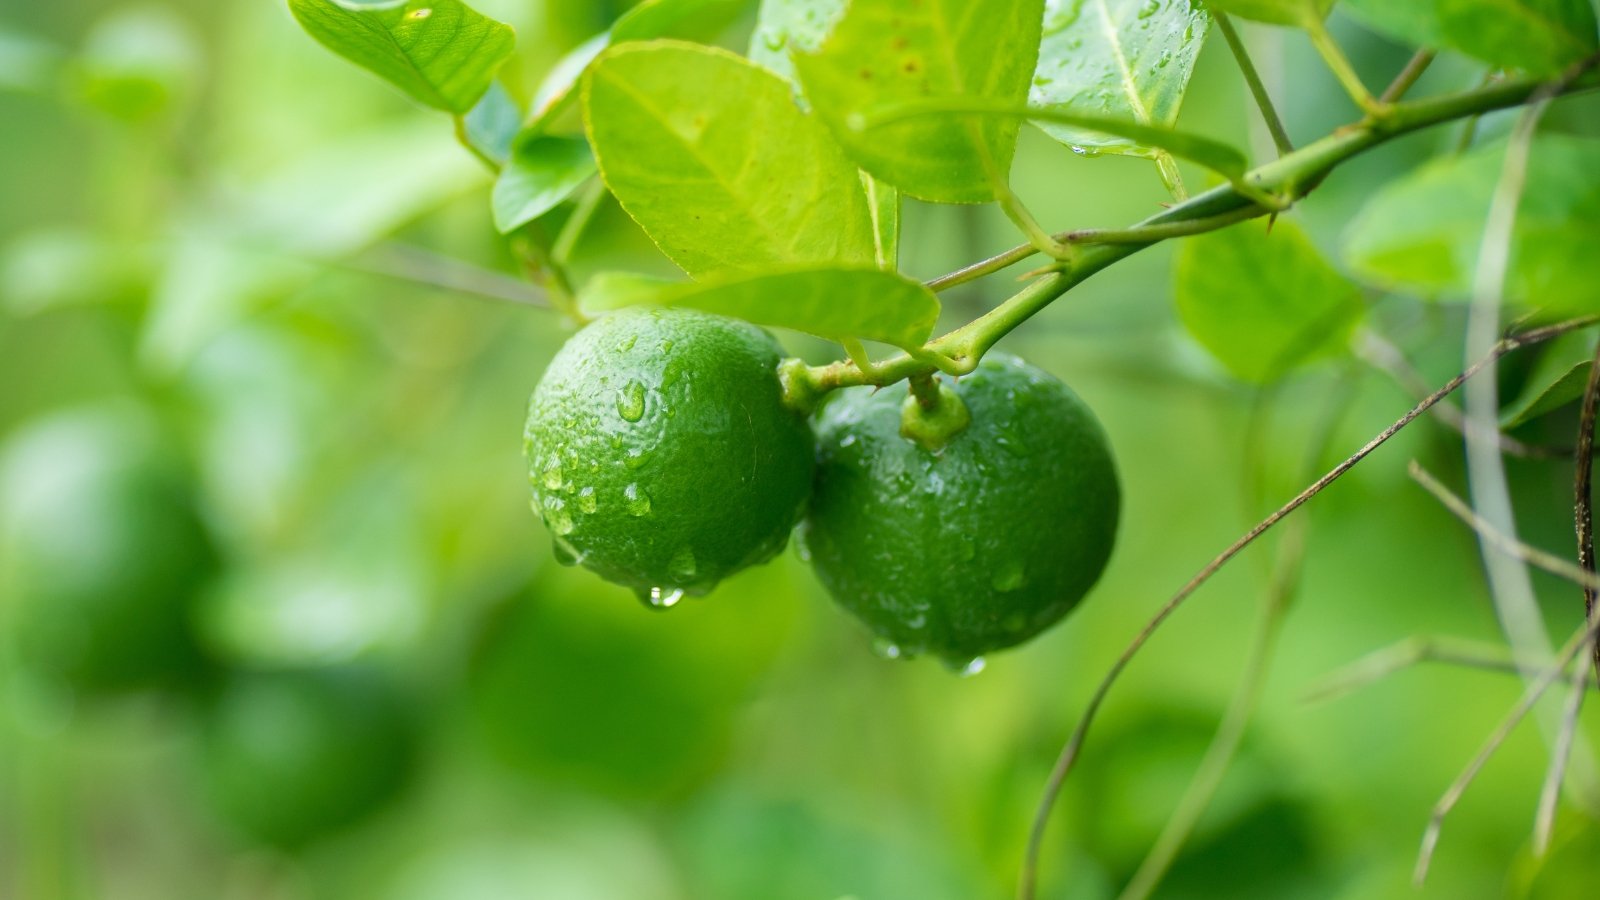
[{"x1": 523, "y1": 308, "x2": 1120, "y2": 667}]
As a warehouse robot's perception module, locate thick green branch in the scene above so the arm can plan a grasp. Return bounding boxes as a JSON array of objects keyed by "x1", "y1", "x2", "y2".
[{"x1": 792, "y1": 70, "x2": 1599, "y2": 401}]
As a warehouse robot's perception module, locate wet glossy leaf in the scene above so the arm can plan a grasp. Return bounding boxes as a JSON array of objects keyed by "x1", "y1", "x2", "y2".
[
  {"x1": 583, "y1": 41, "x2": 876, "y2": 277},
  {"x1": 492, "y1": 135, "x2": 597, "y2": 234},
  {"x1": 794, "y1": 0, "x2": 1045, "y2": 203},
  {"x1": 1176, "y1": 218, "x2": 1364, "y2": 383},
  {"x1": 288, "y1": 0, "x2": 514, "y2": 114},
  {"x1": 579, "y1": 267, "x2": 941, "y2": 349},
  {"x1": 1343, "y1": 135, "x2": 1600, "y2": 312},
  {"x1": 1344, "y1": 0, "x2": 1597, "y2": 75},
  {"x1": 1203, "y1": 0, "x2": 1334, "y2": 27},
  {"x1": 1031, "y1": 0, "x2": 1210, "y2": 159}
]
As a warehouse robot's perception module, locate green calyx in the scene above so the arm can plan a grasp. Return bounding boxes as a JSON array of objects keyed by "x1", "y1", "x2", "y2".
[{"x1": 899, "y1": 379, "x2": 971, "y2": 451}]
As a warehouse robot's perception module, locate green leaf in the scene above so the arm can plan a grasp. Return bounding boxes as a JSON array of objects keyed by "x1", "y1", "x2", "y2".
[
  {"x1": 288, "y1": 0, "x2": 515, "y2": 114},
  {"x1": 748, "y1": 0, "x2": 846, "y2": 82},
  {"x1": 1343, "y1": 135, "x2": 1600, "y2": 312},
  {"x1": 1343, "y1": 0, "x2": 1597, "y2": 76},
  {"x1": 793, "y1": 0, "x2": 1046, "y2": 204},
  {"x1": 492, "y1": 135, "x2": 598, "y2": 234},
  {"x1": 583, "y1": 41, "x2": 877, "y2": 277},
  {"x1": 461, "y1": 81, "x2": 520, "y2": 166},
  {"x1": 611, "y1": 0, "x2": 750, "y2": 43},
  {"x1": 1031, "y1": 0, "x2": 1211, "y2": 159},
  {"x1": 580, "y1": 267, "x2": 941, "y2": 349},
  {"x1": 1202, "y1": 0, "x2": 1335, "y2": 27},
  {"x1": 531, "y1": 0, "x2": 751, "y2": 128},
  {"x1": 1500, "y1": 331, "x2": 1597, "y2": 428},
  {"x1": 1175, "y1": 218, "x2": 1364, "y2": 383}
]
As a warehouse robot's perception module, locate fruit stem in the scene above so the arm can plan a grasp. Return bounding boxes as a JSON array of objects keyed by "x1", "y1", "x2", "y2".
[{"x1": 900, "y1": 377, "x2": 971, "y2": 451}]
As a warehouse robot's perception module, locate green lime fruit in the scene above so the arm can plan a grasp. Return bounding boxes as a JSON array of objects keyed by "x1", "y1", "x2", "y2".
[
  {"x1": 803, "y1": 354, "x2": 1120, "y2": 667},
  {"x1": 0, "y1": 404, "x2": 215, "y2": 694},
  {"x1": 523, "y1": 308, "x2": 814, "y2": 605},
  {"x1": 198, "y1": 666, "x2": 419, "y2": 848}
]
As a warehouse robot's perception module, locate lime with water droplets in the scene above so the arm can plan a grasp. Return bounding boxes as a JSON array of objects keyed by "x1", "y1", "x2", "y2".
[
  {"x1": 523, "y1": 308, "x2": 814, "y2": 602},
  {"x1": 803, "y1": 353, "x2": 1120, "y2": 665}
]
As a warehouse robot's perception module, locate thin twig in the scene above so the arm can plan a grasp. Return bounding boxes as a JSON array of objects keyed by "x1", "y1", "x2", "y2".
[
  {"x1": 1303, "y1": 16, "x2": 1382, "y2": 115},
  {"x1": 1015, "y1": 313, "x2": 1600, "y2": 900},
  {"x1": 1408, "y1": 462, "x2": 1600, "y2": 592},
  {"x1": 1214, "y1": 12, "x2": 1293, "y2": 156},
  {"x1": 343, "y1": 243, "x2": 549, "y2": 308},
  {"x1": 1415, "y1": 615, "x2": 1600, "y2": 884},
  {"x1": 925, "y1": 206, "x2": 1269, "y2": 293},
  {"x1": 1304, "y1": 636, "x2": 1594, "y2": 704},
  {"x1": 1380, "y1": 50, "x2": 1438, "y2": 105},
  {"x1": 1356, "y1": 330, "x2": 1563, "y2": 459}
]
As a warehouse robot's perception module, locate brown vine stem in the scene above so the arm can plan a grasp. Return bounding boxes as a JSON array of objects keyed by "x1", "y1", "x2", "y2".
[
  {"x1": 1015, "y1": 313, "x2": 1600, "y2": 900},
  {"x1": 1572, "y1": 340, "x2": 1600, "y2": 670},
  {"x1": 1531, "y1": 339, "x2": 1600, "y2": 854}
]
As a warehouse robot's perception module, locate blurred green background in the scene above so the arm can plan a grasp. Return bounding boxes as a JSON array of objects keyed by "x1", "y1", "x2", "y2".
[{"x1": 4, "y1": 2, "x2": 1600, "y2": 898}]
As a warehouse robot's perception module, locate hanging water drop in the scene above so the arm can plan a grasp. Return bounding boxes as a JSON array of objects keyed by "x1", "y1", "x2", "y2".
[
  {"x1": 949, "y1": 656, "x2": 986, "y2": 677},
  {"x1": 871, "y1": 638, "x2": 903, "y2": 660},
  {"x1": 639, "y1": 586, "x2": 684, "y2": 610}
]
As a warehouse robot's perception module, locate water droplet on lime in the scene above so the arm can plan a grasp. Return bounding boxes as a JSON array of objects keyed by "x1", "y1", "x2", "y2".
[
  {"x1": 668, "y1": 546, "x2": 697, "y2": 581},
  {"x1": 577, "y1": 486, "x2": 597, "y2": 513},
  {"x1": 624, "y1": 483, "x2": 652, "y2": 517},
  {"x1": 540, "y1": 460, "x2": 564, "y2": 491},
  {"x1": 616, "y1": 381, "x2": 646, "y2": 422},
  {"x1": 992, "y1": 560, "x2": 1026, "y2": 592}
]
